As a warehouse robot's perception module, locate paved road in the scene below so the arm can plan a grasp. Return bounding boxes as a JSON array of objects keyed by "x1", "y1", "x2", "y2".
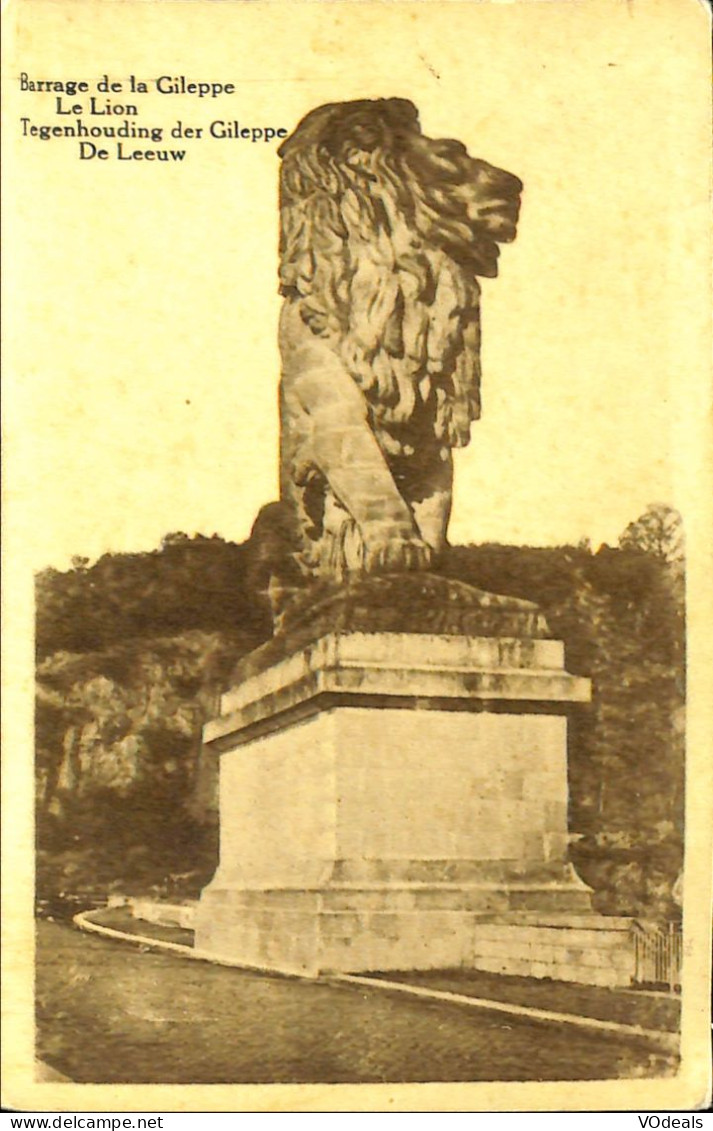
[{"x1": 36, "y1": 921, "x2": 676, "y2": 1084}]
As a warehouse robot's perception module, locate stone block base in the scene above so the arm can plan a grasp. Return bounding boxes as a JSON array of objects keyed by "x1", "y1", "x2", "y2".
[
  {"x1": 194, "y1": 876, "x2": 594, "y2": 978},
  {"x1": 196, "y1": 892, "x2": 472, "y2": 975},
  {"x1": 472, "y1": 913, "x2": 636, "y2": 988},
  {"x1": 196, "y1": 895, "x2": 634, "y2": 986}
]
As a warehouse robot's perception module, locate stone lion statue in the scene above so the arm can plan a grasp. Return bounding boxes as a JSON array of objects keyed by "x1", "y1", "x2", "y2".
[{"x1": 260, "y1": 98, "x2": 522, "y2": 593}]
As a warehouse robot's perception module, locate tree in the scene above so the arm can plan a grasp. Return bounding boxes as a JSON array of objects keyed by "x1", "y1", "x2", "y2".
[{"x1": 618, "y1": 504, "x2": 684, "y2": 565}]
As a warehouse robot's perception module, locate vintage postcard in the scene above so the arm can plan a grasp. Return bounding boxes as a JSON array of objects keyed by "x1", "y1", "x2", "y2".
[{"x1": 2, "y1": 0, "x2": 712, "y2": 1114}]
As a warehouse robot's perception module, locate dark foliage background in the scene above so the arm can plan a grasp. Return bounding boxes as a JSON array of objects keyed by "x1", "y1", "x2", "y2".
[{"x1": 35, "y1": 511, "x2": 684, "y2": 921}]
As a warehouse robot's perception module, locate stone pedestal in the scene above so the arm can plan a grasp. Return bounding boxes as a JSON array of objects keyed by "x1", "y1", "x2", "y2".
[{"x1": 195, "y1": 612, "x2": 594, "y2": 976}]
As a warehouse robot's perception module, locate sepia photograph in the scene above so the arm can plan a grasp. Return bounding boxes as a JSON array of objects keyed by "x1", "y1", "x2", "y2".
[{"x1": 2, "y1": 0, "x2": 711, "y2": 1113}]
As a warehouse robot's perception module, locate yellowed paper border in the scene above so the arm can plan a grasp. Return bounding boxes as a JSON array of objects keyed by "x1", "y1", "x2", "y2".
[{"x1": 2, "y1": 0, "x2": 712, "y2": 1111}]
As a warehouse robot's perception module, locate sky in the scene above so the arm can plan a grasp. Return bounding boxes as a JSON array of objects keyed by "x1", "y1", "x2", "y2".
[{"x1": 6, "y1": 0, "x2": 710, "y2": 572}]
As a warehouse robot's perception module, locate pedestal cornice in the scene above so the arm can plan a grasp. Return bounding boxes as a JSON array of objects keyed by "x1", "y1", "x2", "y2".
[{"x1": 204, "y1": 631, "x2": 591, "y2": 750}]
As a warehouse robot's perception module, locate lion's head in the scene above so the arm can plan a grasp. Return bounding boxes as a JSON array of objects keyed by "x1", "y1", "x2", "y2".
[{"x1": 278, "y1": 98, "x2": 522, "y2": 449}]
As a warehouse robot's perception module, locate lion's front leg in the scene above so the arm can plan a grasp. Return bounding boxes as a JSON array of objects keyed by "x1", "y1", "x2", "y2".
[
  {"x1": 309, "y1": 397, "x2": 434, "y2": 574},
  {"x1": 283, "y1": 320, "x2": 432, "y2": 575},
  {"x1": 406, "y1": 449, "x2": 453, "y2": 559}
]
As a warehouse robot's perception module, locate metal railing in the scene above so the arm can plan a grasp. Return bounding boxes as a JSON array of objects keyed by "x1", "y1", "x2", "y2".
[{"x1": 633, "y1": 921, "x2": 682, "y2": 992}]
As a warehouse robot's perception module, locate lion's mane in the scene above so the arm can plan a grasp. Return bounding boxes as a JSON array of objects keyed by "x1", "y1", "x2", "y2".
[{"x1": 277, "y1": 98, "x2": 521, "y2": 454}]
